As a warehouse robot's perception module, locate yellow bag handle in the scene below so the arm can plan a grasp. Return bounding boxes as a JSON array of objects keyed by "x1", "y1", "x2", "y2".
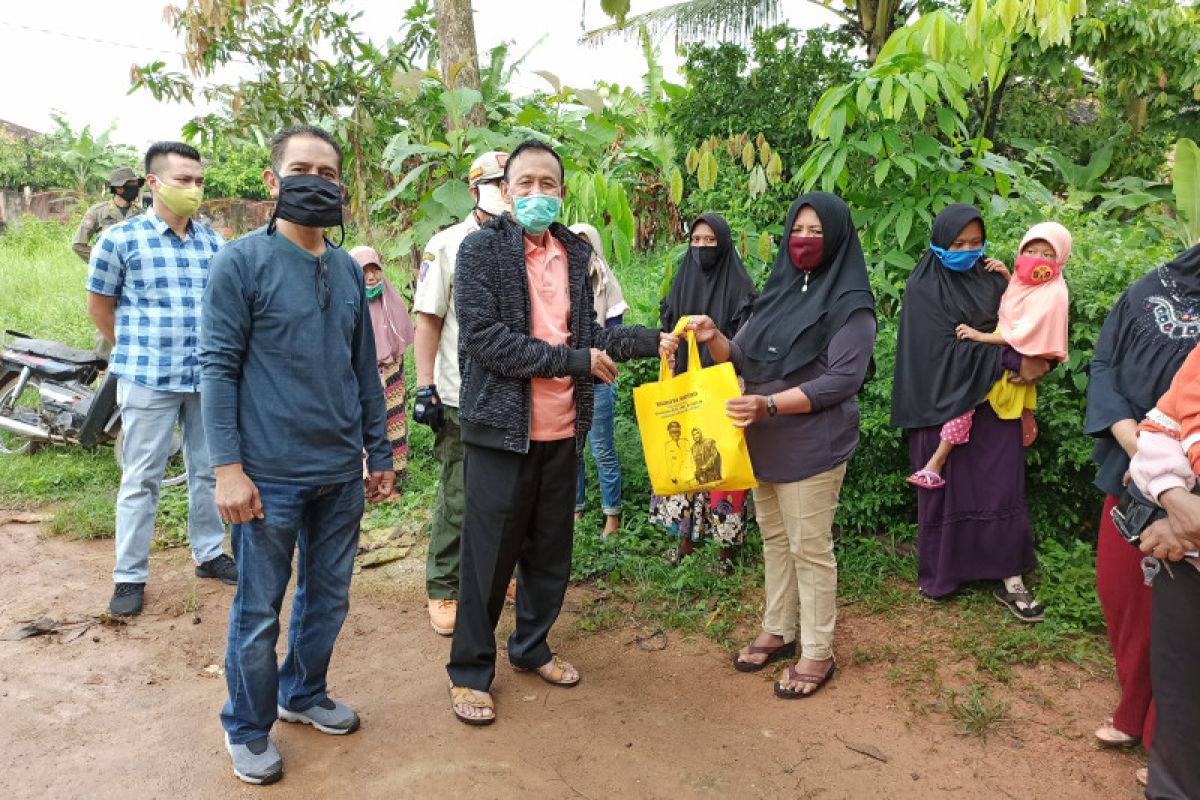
[{"x1": 660, "y1": 316, "x2": 700, "y2": 381}]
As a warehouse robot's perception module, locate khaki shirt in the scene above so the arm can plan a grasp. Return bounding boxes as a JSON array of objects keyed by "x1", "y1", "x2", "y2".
[
  {"x1": 411, "y1": 216, "x2": 480, "y2": 407},
  {"x1": 72, "y1": 198, "x2": 141, "y2": 263}
]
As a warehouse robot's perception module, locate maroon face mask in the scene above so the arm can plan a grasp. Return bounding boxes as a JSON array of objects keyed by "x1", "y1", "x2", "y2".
[{"x1": 788, "y1": 235, "x2": 823, "y2": 271}]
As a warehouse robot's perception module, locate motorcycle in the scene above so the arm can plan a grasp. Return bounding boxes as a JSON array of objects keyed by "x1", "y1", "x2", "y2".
[{"x1": 0, "y1": 329, "x2": 186, "y2": 487}]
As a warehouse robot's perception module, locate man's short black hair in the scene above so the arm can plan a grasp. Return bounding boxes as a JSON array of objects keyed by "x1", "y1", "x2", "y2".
[
  {"x1": 144, "y1": 141, "x2": 201, "y2": 175},
  {"x1": 269, "y1": 125, "x2": 344, "y2": 176},
  {"x1": 503, "y1": 139, "x2": 564, "y2": 183}
]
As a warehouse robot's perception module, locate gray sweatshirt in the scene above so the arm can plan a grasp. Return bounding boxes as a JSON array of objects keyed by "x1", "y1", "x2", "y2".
[{"x1": 200, "y1": 227, "x2": 391, "y2": 485}]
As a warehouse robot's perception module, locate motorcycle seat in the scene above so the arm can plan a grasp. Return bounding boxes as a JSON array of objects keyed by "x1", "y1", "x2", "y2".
[{"x1": 7, "y1": 338, "x2": 108, "y2": 370}]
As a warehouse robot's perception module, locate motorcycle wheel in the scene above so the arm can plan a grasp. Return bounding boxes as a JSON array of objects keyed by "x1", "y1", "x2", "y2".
[
  {"x1": 0, "y1": 373, "x2": 45, "y2": 456},
  {"x1": 113, "y1": 427, "x2": 189, "y2": 488}
]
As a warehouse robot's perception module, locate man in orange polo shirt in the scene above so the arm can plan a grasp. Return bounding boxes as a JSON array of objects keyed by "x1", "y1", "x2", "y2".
[{"x1": 445, "y1": 140, "x2": 678, "y2": 724}]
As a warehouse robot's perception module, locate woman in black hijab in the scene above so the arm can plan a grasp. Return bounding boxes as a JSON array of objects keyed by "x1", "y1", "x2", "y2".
[
  {"x1": 892, "y1": 204, "x2": 1051, "y2": 618},
  {"x1": 688, "y1": 193, "x2": 876, "y2": 698},
  {"x1": 1086, "y1": 243, "x2": 1200, "y2": 773},
  {"x1": 652, "y1": 213, "x2": 758, "y2": 569}
]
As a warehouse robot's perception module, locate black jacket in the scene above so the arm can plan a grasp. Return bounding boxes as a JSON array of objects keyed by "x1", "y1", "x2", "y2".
[{"x1": 454, "y1": 214, "x2": 660, "y2": 455}]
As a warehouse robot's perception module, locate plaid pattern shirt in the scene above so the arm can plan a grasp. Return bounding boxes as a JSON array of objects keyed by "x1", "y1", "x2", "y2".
[{"x1": 86, "y1": 210, "x2": 224, "y2": 392}]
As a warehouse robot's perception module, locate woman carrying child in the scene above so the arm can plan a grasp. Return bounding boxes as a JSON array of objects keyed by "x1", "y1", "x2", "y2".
[{"x1": 891, "y1": 205, "x2": 1054, "y2": 620}]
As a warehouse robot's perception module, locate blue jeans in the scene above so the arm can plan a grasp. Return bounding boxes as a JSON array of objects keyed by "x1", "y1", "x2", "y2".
[
  {"x1": 220, "y1": 479, "x2": 364, "y2": 744},
  {"x1": 575, "y1": 380, "x2": 621, "y2": 516},
  {"x1": 114, "y1": 379, "x2": 223, "y2": 583}
]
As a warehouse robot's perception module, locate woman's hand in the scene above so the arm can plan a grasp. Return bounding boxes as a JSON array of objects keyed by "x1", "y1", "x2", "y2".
[
  {"x1": 1009, "y1": 356, "x2": 1051, "y2": 386},
  {"x1": 685, "y1": 315, "x2": 720, "y2": 343},
  {"x1": 956, "y1": 324, "x2": 984, "y2": 342},
  {"x1": 726, "y1": 395, "x2": 768, "y2": 428},
  {"x1": 984, "y1": 258, "x2": 1011, "y2": 280}
]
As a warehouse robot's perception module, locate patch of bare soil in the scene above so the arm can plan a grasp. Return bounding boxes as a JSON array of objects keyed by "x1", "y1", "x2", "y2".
[{"x1": 0, "y1": 519, "x2": 1144, "y2": 799}]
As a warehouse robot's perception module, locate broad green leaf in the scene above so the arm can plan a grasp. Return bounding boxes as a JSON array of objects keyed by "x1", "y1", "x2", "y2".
[
  {"x1": 865, "y1": 131, "x2": 883, "y2": 156},
  {"x1": 895, "y1": 208, "x2": 915, "y2": 249},
  {"x1": 572, "y1": 88, "x2": 606, "y2": 117},
  {"x1": 909, "y1": 80, "x2": 927, "y2": 119},
  {"x1": 856, "y1": 80, "x2": 873, "y2": 114},
  {"x1": 766, "y1": 152, "x2": 783, "y2": 184},
  {"x1": 913, "y1": 133, "x2": 941, "y2": 158},
  {"x1": 829, "y1": 106, "x2": 847, "y2": 147},
  {"x1": 893, "y1": 155, "x2": 917, "y2": 180},
  {"x1": 669, "y1": 169, "x2": 683, "y2": 205},
  {"x1": 880, "y1": 77, "x2": 895, "y2": 120},
  {"x1": 431, "y1": 179, "x2": 475, "y2": 219},
  {"x1": 882, "y1": 129, "x2": 904, "y2": 157},
  {"x1": 935, "y1": 106, "x2": 958, "y2": 138},
  {"x1": 874, "y1": 160, "x2": 891, "y2": 187},
  {"x1": 995, "y1": 0, "x2": 1021, "y2": 33},
  {"x1": 742, "y1": 141, "x2": 755, "y2": 171},
  {"x1": 1175, "y1": 138, "x2": 1200, "y2": 247},
  {"x1": 964, "y1": 0, "x2": 985, "y2": 46},
  {"x1": 892, "y1": 84, "x2": 909, "y2": 120},
  {"x1": 685, "y1": 147, "x2": 700, "y2": 175}
]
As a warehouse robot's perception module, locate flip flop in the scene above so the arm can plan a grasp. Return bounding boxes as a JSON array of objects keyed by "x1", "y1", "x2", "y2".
[
  {"x1": 1095, "y1": 719, "x2": 1138, "y2": 748},
  {"x1": 512, "y1": 654, "x2": 581, "y2": 687},
  {"x1": 774, "y1": 663, "x2": 837, "y2": 699},
  {"x1": 906, "y1": 469, "x2": 946, "y2": 489},
  {"x1": 733, "y1": 639, "x2": 796, "y2": 673},
  {"x1": 449, "y1": 685, "x2": 495, "y2": 726}
]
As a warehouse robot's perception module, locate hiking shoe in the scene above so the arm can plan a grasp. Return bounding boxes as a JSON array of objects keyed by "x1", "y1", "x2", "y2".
[
  {"x1": 196, "y1": 553, "x2": 238, "y2": 585},
  {"x1": 225, "y1": 734, "x2": 282, "y2": 785},
  {"x1": 108, "y1": 582, "x2": 145, "y2": 617},
  {"x1": 278, "y1": 697, "x2": 360, "y2": 735},
  {"x1": 428, "y1": 598, "x2": 457, "y2": 636}
]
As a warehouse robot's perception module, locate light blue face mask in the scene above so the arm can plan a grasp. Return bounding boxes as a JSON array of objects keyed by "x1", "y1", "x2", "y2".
[
  {"x1": 930, "y1": 241, "x2": 987, "y2": 272},
  {"x1": 513, "y1": 193, "x2": 562, "y2": 235}
]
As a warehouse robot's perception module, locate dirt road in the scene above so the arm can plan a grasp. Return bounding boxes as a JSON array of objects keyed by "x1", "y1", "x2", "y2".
[{"x1": 0, "y1": 519, "x2": 1142, "y2": 799}]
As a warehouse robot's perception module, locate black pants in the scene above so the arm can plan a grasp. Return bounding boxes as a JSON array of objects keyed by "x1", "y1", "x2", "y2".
[
  {"x1": 1148, "y1": 562, "x2": 1200, "y2": 799},
  {"x1": 447, "y1": 438, "x2": 577, "y2": 691}
]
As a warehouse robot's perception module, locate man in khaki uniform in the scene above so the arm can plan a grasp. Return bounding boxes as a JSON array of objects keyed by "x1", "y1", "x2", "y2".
[
  {"x1": 411, "y1": 151, "x2": 510, "y2": 636},
  {"x1": 73, "y1": 167, "x2": 145, "y2": 356}
]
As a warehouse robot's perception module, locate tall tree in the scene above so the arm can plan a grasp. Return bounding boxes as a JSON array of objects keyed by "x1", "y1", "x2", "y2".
[
  {"x1": 586, "y1": 0, "x2": 915, "y2": 64},
  {"x1": 435, "y1": 0, "x2": 486, "y2": 129}
]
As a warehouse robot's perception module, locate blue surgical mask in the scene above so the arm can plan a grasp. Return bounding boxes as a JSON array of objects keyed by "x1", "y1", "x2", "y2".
[
  {"x1": 930, "y1": 242, "x2": 986, "y2": 272},
  {"x1": 513, "y1": 194, "x2": 561, "y2": 235}
]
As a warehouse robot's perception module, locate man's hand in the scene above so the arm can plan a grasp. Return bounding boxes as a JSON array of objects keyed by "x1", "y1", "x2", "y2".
[
  {"x1": 726, "y1": 395, "x2": 768, "y2": 428},
  {"x1": 413, "y1": 384, "x2": 444, "y2": 432},
  {"x1": 590, "y1": 348, "x2": 618, "y2": 383},
  {"x1": 1161, "y1": 487, "x2": 1200, "y2": 543},
  {"x1": 1140, "y1": 517, "x2": 1200, "y2": 562},
  {"x1": 214, "y1": 464, "x2": 264, "y2": 525},
  {"x1": 984, "y1": 258, "x2": 1011, "y2": 280},
  {"x1": 955, "y1": 324, "x2": 985, "y2": 342},
  {"x1": 659, "y1": 332, "x2": 680, "y2": 358},
  {"x1": 366, "y1": 470, "x2": 396, "y2": 503}
]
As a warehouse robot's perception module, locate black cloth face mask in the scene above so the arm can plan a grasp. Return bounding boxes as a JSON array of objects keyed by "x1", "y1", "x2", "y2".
[
  {"x1": 118, "y1": 184, "x2": 141, "y2": 203},
  {"x1": 693, "y1": 246, "x2": 720, "y2": 271},
  {"x1": 269, "y1": 173, "x2": 345, "y2": 242}
]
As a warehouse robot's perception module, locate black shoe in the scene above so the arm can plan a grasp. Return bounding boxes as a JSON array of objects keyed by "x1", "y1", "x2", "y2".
[
  {"x1": 109, "y1": 582, "x2": 145, "y2": 616},
  {"x1": 196, "y1": 553, "x2": 238, "y2": 585}
]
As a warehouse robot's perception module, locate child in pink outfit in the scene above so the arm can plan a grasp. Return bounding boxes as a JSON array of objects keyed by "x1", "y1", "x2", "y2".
[{"x1": 907, "y1": 222, "x2": 1072, "y2": 489}]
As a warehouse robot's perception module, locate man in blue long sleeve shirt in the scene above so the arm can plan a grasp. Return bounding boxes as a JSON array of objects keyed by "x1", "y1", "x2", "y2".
[{"x1": 200, "y1": 125, "x2": 394, "y2": 786}]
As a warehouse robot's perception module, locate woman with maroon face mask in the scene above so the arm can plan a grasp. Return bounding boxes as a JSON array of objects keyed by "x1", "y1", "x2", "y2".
[{"x1": 687, "y1": 193, "x2": 877, "y2": 698}]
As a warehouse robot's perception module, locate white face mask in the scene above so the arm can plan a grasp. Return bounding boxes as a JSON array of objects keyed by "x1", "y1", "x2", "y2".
[{"x1": 475, "y1": 182, "x2": 512, "y2": 216}]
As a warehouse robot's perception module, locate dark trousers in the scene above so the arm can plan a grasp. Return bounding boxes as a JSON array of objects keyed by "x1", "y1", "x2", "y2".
[
  {"x1": 1148, "y1": 562, "x2": 1200, "y2": 799},
  {"x1": 447, "y1": 438, "x2": 577, "y2": 691}
]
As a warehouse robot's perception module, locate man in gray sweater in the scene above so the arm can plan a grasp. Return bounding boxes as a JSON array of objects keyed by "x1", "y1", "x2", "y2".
[{"x1": 200, "y1": 125, "x2": 394, "y2": 785}]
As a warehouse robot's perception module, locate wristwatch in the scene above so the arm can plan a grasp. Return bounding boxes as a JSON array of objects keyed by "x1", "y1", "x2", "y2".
[{"x1": 766, "y1": 395, "x2": 777, "y2": 417}]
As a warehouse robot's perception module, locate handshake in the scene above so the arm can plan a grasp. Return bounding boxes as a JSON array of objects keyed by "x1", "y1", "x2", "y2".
[{"x1": 588, "y1": 331, "x2": 680, "y2": 383}]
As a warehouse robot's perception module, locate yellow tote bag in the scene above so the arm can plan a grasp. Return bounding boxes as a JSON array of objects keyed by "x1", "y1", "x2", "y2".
[{"x1": 633, "y1": 319, "x2": 757, "y2": 496}]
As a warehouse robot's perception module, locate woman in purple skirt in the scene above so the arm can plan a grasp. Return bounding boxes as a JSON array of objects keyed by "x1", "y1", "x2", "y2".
[{"x1": 891, "y1": 204, "x2": 1052, "y2": 621}]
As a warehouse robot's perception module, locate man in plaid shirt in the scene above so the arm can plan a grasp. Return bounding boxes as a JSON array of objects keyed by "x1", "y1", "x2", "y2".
[{"x1": 87, "y1": 141, "x2": 236, "y2": 617}]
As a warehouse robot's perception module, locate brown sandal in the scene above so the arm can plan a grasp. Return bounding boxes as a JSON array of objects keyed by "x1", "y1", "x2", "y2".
[
  {"x1": 449, "y1": 685, "x2": 495, "y2": 725},
  {"x1": 733, "y1": 639, "x2": 796, "y2": 673},
  {"x1": 774, "y1": 663, "x2": 836, "y2": 699},
  {"x1": 513, "y1": 654, "x2": 581, "y2": 687}
]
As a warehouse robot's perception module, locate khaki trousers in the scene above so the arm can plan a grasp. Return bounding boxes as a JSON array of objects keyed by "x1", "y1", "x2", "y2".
[{"x1": 754, "y1": 462, "x2": 846, "y2": 661}]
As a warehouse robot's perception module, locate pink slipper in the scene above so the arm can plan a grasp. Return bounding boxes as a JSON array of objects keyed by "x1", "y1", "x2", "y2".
[{"x1": 906, "y1": 469, "x2": 945, "y2": 489}]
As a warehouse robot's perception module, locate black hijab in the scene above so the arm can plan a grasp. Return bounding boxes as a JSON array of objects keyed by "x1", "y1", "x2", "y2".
[
  {"x1": 660, "y1": 213, "x2": 757, "y2": 370},
  {"x1": 890, "y1": 204, "x2": 1008, "y2": 429},
  {"x1": 736, "y1": 193, "x2": 875, "y2": 383}
]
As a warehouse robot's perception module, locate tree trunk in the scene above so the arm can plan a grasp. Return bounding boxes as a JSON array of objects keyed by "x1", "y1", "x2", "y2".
[
  {"x1": 434, "y1": 0, "x2": 486, "y2": 129},
  {"x1": 857, "y1": 0, "x2": 900, "y2": 64}
]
